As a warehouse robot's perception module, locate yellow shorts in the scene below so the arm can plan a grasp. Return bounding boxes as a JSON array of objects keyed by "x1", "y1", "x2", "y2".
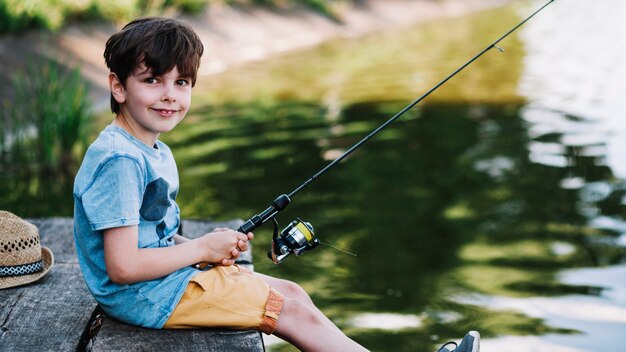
[{"x1": 163, "y1": 265, "x2": 284, "y2": 334}]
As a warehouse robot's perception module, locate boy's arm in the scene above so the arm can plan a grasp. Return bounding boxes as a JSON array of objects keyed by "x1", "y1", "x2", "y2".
[
  {"x1": 103, "y1": 226, "x2": 250, "y2": 284},
  {"x1": 173, "y1": 227, "x2": 234, "y2": 244},
  {"x1": 173, "y1": 234, "x2": 190, "y2": 244}
]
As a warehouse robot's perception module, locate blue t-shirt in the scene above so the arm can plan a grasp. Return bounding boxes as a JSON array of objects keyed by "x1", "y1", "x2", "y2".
[{"x1": 73, "y1": 125, "x2": 197, "y2": 328}]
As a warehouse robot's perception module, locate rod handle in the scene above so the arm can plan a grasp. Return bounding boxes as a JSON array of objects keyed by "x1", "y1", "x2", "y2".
[{"x1": 237, "y1": 194, "x2": 291, "y2": 233}]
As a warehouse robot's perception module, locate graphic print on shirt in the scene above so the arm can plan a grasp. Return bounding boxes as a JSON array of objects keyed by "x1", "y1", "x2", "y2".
[{"x1": 140, "y1": 177, "x2": 172, "y2": 239}]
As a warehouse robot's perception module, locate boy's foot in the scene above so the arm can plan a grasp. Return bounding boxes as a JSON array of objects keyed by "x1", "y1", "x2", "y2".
[{"x1": 437, "y1": 331, "x2": 480, "y2": 352}]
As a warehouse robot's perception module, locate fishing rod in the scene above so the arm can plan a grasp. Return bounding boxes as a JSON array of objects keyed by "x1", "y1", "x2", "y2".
[{"x1": 237, "y1": 0, "x2": 556, "y2": 264}]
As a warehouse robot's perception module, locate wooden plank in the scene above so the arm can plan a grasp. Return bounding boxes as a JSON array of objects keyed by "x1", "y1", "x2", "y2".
[
  {"x1": 1, "y1": 218, "x2": 96, "y2": 351},
  {"x1": 27, "y1": 217, "x2": 78, "y2": 264},
  {"x1": 1, "y1": 218, "x2": 263, "y2": 352},
  {"x1": 0, "y1": 263, "x2": 97, "y2": 352},
  {"x1": 91, "y1": 319, "x2": 264, "y2": 352},
  {"x1": 90, "y1": 218, "x2": 264, "y2": 351}
]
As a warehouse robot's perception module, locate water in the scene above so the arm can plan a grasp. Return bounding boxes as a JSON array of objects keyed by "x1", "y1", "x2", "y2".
[
  {"x1": 2, "y1": 1, "x2": 625, "y2": 351},
  {"x1": 476, "y1": 1, "x2": 626, "y2": 350},
  {"x1": 171, "y1": 1, "x2": 626, "y2": 350}
]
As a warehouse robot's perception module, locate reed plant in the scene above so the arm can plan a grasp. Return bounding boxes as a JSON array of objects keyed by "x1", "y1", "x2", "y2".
[
  {"x1": 0, "y1": 58, "x2": 91, "y2": 213},
  {"x1": 0, "y1": 59, "x2": 92, "y2": 217}
]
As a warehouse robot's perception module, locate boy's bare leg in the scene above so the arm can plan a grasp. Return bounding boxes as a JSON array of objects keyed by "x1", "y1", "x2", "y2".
[
  {"x1": 255, "y1": 273, "x2": 342, "y2": 333},
  {"x1": 255, "y1": 273, "x2": 367, "y2": 351}
]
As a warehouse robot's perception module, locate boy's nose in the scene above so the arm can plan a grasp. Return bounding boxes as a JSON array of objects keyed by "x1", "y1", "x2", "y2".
[{"x1": 161, "y1": 85, "x2": 177, "y2": 103}]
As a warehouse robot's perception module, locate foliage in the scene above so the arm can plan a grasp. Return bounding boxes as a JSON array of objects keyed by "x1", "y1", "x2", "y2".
[
  {"x1": 0, "y1": 0, "x2": 54, "y2": 32},
  {"x1": 1, "y1": 58, "x2": 91, "y2": 172},
  {"x1": 0, "y1": 0, "x2": 346, "y2": 33},
  {"x1": 0, "y1": 58, "x2": 92, "y2": 216}
]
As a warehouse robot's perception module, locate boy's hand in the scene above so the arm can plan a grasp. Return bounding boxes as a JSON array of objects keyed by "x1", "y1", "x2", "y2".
[{"x1": 200, "y1": 228, "x2": 254, "y2": 266}]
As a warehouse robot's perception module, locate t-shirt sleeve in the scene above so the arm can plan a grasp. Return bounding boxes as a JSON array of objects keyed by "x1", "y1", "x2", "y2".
[{"x1": 81, "y1": 156, "x2": 144, "y2": 231}]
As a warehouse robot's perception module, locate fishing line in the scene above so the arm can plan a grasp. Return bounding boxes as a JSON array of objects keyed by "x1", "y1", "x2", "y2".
[
  {"x1": 234, "y1": 0, "x2": 556, "y2": 264},
  {"x1": 319, "y1": 241, "x2": 357, "y2": 257}
]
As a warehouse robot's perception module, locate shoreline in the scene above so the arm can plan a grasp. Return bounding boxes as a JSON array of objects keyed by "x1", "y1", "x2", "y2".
[{"x1": 0, "y1": 0, "x2": 515, "y2": 111}]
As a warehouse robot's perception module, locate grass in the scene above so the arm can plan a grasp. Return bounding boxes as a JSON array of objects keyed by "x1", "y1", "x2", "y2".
[{"x1": 0, "y1": 0, "x2": 349, "y2": 33}]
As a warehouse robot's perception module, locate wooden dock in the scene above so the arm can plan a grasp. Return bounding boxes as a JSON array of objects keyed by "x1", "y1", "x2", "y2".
[{"x1": 0, "y1": 218, "x2": 264, "y2": 351}]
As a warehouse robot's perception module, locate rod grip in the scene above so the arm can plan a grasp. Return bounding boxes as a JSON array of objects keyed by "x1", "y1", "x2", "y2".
[
  {"x1": 237, "y1": 194, "x2": 291, "y2": 233},
  {"x1": 238, "y1": 216, "x2": 260, "y2": 233}
]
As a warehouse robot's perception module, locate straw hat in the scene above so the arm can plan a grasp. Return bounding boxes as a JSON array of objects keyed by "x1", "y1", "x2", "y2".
[{"x1": 0, "y1": 210, "x2": 54, "y2": 289}]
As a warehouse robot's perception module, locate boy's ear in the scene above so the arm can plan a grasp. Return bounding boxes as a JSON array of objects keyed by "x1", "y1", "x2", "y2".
[{"x1": 109, "y1": 72, "x2": 126, "y2": 104}]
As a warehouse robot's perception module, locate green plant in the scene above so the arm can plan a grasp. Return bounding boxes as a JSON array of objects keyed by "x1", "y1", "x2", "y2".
[
  {"x1": 1, "y1": 58, "x2": 91, "y2": 178},
  {"x1": 167, "y1": 0, "x2": 208, "y2": 13},
  {"x1": 0, "y1": 0, "x2": 347, "y2": 33},
  {"x1": 0, "y1": 0, "x2": 49, "y2": 32}
]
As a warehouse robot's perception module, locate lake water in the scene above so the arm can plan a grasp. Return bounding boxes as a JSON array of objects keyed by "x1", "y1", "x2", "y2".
[
  {"x1": 170, "y1": 1, "x2": 626, "y2": 351},
  {"x1": 2, "y1": 0, "x2": 624, "y2": 351}
]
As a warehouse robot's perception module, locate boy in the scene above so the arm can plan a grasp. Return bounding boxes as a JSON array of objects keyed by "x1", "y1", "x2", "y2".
[
  {"x1": 73, "y1": 17, "x2": 367, "y2": 351},
  {"x1": 73, "y1": 17, "x2": 478, "y2": 352}
]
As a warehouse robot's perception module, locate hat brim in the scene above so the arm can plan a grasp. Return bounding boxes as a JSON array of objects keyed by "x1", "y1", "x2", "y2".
[{"x1": 0, "y1": 246, "x2": 54, "y2": 290}]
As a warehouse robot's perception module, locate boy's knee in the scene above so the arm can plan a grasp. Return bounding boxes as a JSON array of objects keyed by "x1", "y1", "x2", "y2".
[
  {"x1": 280, "y1": 280, "x2": 308, "y2": 299},
  {"x1": 281, "y1": 298, "x2": 323, "y2": 327}
]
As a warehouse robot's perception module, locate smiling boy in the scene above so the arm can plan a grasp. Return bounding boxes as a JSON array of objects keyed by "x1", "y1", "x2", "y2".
[
  {"x1": 110, "y1": 62, "x2": 189, "y2": 145},
  {"x1": 72, "y1": 17, "x2": 371, "y2": 351}
]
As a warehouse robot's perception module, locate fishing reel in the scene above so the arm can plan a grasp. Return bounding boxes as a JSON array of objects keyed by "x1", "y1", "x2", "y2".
[{"x1": 269, "y1": 218, "x2": 320, "y2": 264}]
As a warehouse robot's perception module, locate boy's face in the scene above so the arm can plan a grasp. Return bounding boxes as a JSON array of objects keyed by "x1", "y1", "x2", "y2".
[{"x1": 111, "y1": 63, "x2": 192, "y2": 145}]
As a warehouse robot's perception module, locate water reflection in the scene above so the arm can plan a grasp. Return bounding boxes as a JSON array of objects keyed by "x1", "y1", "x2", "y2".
[
  {"x1": 170, "y1": 7, "x2": 626, "y2": 343},
  {"x1": 472, "y1": 1, "x2": 626, "y2": 349},
  {"x1": 102, "y1": 3, "x2": 626, "y2": 351},
  {"x1": 167, "y1": 98, "x2": 624, "y2": 350}
]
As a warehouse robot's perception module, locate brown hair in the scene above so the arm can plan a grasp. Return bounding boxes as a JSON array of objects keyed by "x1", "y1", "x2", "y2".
[{"x1": 104, "y1": 17, "x2": 204, "y2": 114}]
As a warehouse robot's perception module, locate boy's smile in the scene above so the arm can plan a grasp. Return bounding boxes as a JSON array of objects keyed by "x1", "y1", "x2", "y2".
[{"x1": 110, "y1": 63, "x2": 192, "y2": 146}]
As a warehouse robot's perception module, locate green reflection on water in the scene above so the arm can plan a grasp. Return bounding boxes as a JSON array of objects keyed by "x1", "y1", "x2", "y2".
[
  {"x1": 166, "y1": 99, "x2": 619, "y2": 351},
  {"x1": 193, "y1": 5, "x2": 525, "y2": 107}
]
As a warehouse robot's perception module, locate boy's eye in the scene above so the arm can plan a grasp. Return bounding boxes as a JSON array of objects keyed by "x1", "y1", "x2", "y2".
[
  {"x1": 144, "y1": 77, "x2": 158, "y2": 84},
  {"x1": 176, "y1": 79, "x2": 190, "y2": 86}
]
